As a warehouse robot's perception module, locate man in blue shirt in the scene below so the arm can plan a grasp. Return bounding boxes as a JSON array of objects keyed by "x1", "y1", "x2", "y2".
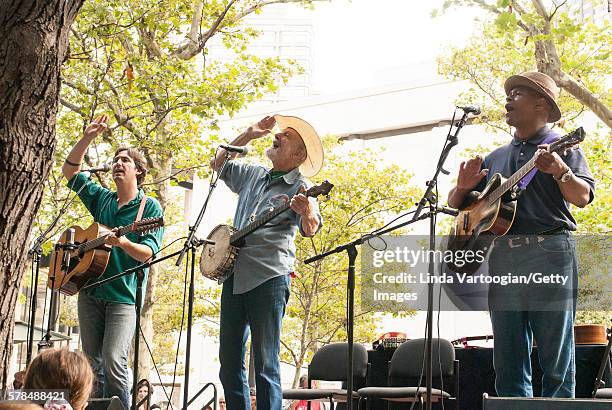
[
  {"x1": 210, "y1": 115, "x2": 324, "y2": 410},
  {"x1": 448, "y1": 72, "x2": 595, "y2": 398}
]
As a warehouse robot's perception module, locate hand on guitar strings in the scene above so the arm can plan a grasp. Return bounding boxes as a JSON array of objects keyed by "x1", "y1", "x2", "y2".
[
  {"x1": 104, "y1": 228, "x2": 127, "y2": 248},
  {"x1": 457, "y1": 155, "x2": 489, "y2": 191},
  {"x1": 534, "y1": 144, "x2": 570, "y2": 178}
]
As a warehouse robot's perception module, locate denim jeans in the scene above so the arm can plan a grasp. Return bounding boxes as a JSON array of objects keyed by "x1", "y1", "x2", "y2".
[
  {"x1": 219, "y1": 274, "x2": 290, "y2": 410},
  {"x1": 488, "y1": 232, "x2": 577, "y2": 398},
  {"x1": 78, "y1": 292, "x2": 136, "y2": 410}
]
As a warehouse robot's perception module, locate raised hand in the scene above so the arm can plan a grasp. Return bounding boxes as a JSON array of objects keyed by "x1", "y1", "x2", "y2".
[
  {"x1": 249, "y1": 115, "x2": 276, "y2": 139},
  {"x1": 457, "y1": 155, "x2": 488, "y2": 191},
  {"x1": 84, "y1": 114, "x2": 109, "y2": 140}
]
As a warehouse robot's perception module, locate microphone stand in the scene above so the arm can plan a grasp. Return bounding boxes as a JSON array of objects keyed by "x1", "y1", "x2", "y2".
[
  {"x1": 175, "y1": 151, "x2": 231, "y2": 409},
  {"x1": 304, "y1": 207, "x2": 458, "y2": 410},
  {"x1": 304, "y1": 109, "x2": 470, "y2": 410},
  {"x1": 26, "y1": 173, "x2": 95, "y2": 363},
  {"x1": 82, "y1": 249, "x2": 190, "y2": 410},
  {"x1": 408, "y1": 108, "x2": 468, "y2": 410}
]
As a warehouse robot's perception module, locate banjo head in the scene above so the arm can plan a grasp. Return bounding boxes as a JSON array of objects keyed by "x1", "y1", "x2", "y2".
[{"x1": 200, "y1": 224, "x2": 238, "y2": 280}]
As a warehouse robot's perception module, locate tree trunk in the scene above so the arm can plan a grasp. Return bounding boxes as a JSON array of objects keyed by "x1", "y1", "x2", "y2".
[
  {"x1": 0, "y1": 0, "x2": 84, "y2": 387},
  {"x1": 138, "y1": 155, "x2": 171, "y2": 381}
]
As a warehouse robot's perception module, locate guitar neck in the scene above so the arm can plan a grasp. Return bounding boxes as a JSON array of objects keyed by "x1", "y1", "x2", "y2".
[
  {"x1": 77, "y1": 225, "x2": 131, "y2": 254},
  {"x1": 230, "y1": 203, "x2": 291, "y2": 245},
  {"x1": 487, "y1": 156, "x2": 537, "y2": 204}
]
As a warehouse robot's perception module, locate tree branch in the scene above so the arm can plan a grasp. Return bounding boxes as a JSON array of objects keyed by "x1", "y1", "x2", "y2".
[
  {"x1": 59, "y1": 98, "x2": 87, "y2": 117},
  {"x1": 173, "y1": 0, "x2": 237, "y2": 60}
]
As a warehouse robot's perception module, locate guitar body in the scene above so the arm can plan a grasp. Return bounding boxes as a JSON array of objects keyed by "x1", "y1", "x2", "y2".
[
  {"x1": 48, "y1": 223, "x2": 112, "y2": 296},
  {"x1": 446, "y1": 173, "x2": 517, "y2": 274},
  {"x1": 446, "y1": 127, "x2": 585, "y2": 274},
  {"x1": 199, "y1": 224, "x2": 239, "y2": 281}
]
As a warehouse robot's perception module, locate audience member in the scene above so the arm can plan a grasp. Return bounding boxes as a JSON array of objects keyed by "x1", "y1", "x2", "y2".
[
  {"x1": 289, "y1": 375, "x2": 320, "y2": 410},
  {"x1": 249, "y1": 388, "x2": 256, "y2": 410},
  {"x1": 23, "y1": 348, "x2": 93, "y2": 410},
  {"x1": 136, "y1": 379, "x2": 160, "y2": 410}
]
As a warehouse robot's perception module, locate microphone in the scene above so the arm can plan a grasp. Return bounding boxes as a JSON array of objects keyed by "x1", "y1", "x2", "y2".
[
  {"x1": 61, "y1": 228, "x2": 75, "y2": 272},
  {"x1": 457, "y1": 105, "x2": 481, "y2": 115},
  {"x1": 83, "y1": 163, "x2": 111, "y2": 173},
  {"x1": 220, "y1": 144, "x2": 250, "y2": 155}
]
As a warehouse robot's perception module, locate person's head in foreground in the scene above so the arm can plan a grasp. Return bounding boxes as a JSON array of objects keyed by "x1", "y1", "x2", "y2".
[{"x1": 24, "y1": 348, "x2": 94, "y2": 410}]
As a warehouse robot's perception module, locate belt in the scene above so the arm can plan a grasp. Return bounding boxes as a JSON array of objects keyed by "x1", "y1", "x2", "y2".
[{"x1": 495, "y1": 227, "x2": 568, "y2": 249}]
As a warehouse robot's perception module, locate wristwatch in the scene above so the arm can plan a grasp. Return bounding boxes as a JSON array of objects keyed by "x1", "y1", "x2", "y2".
[{"x1": 554, "y1": 168, "x2": 573, "y2": 183}]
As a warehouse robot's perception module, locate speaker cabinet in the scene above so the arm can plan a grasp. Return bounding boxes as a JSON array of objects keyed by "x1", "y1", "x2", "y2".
[
  {"x1": 87, "y1": 397, "x2": 124, "y2": 410},
  {"x1": 483, "y1": 394, "x2": 612, "y2": 409}
]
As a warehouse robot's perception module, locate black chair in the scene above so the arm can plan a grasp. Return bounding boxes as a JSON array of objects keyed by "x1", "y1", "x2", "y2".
[
  {"x1": 357, "y1": 338, "x2": 459, "y2": 410},
  {"x1": 283, "y1": 342, "x2": 369, "y2": 410},
  {"x1": 595, "y1": 387, "x2": 612, "y2": 399}
]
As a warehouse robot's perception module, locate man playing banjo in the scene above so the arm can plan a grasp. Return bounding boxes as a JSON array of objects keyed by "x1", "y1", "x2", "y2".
[{"x1": 210, "y1": 115, "x2": 324, "y2": 410}]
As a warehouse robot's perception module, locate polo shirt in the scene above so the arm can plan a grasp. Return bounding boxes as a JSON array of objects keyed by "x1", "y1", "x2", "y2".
[
  {"x1": 474, "y1": 126, "x2": 595, "y2": 234},
  {"x1": 67, "y1": 172, "x2": 164, "y2": 304},
  {"x1": 219, "y1": 161, "x2": 323, "y2": 294}
]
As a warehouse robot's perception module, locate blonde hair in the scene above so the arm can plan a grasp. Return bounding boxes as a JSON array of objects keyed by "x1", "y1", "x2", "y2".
[{"x1": 24, "y1": 348, "x2": 94, "y2": 410}]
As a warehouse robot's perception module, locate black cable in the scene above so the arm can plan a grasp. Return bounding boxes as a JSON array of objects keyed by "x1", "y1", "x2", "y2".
[
  {"x1": 409, "y1": 309, "x2": 429, "y2": 410},
  {"x1": 432, "y1": 189, "x2": 445, "y2": 410},
  {"x1": 369, "y1": 209, "x2": 418, "y2": 236},
  {"x1": 130, "y1": 236, "x2": 188, "y2": 410},
  {"x1": 36, "y1": 175, "x2": 87, "y2": 343},
  {"x1": 139, "y1": 324, "x2": 175, "y2": 409},
  {"x1": 409, "y1": 110, "x2": 461, "y2": 408},
  {"x1": 168, "y1": 246, "x2": 190, "y2": 410}
]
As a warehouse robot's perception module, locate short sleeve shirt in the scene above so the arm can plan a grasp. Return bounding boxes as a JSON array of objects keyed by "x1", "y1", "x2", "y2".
[
  {"x1": 67, "y1": 172, "x2": 165, "y2": 304},
  {"x1": 219, "y1": 161, "x2": 323, "y2": 294},
  {"x1": 474, "y1": 126, "x2": 595, "y2": 234}
]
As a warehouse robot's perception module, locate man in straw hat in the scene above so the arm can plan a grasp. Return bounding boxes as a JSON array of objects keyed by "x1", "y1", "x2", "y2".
[
  {"x1": 448, "y1": 72, "x2": 595, "y2": 397},
  {"x1": 210, "y1": 114, "x2": 323, "y2": 410}
]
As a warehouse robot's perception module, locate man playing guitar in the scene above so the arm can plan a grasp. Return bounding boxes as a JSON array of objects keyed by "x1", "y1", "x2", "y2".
[
  {"x1": 62, "y1": 115, "x2": 165, "y2": 409},
  {"x1": 210, "y1": 114, "x2": 323, "y2": 410},
  {"x1": 447, "y1": 72, "x2": 595, "y2": 398}
]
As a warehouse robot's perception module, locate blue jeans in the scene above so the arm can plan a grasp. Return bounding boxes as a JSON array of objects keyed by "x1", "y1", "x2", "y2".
[
  {"x1": 488, "y1": 232, "x2": 577, "y2": 398},
  {"x1": 78, "y1": 292, "x2": 136, "y2": 410},
  {"x1": 219, "y1": 274, "x2": 290, "y2": 410}
]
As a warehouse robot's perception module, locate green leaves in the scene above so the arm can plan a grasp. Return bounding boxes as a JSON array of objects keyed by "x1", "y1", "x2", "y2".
[{"x1": 280, "y1": 137, "x2": 421, "y2": 376}]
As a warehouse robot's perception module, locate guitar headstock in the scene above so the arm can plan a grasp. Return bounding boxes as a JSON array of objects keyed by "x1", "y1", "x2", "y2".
[
  {"x1": 306, "y1": 180, "x2": 334, "y2": 199},
  {"x1": 549, "y1": 127, "x2": 585, "y2": 154},
  {"x1": 136, "y1": 217, "x2": 164, "y2": 234},
  {"x1": 118, "y1": 217, "x2": 165, "y2": 236}
]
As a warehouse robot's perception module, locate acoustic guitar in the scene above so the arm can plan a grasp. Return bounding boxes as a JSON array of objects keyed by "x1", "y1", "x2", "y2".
[
  {"x1": 47, "y1": 218, "x2": 164, "y2": 296},
  {"x1": 446, "y1": 127, "x2": 585, "y2": 274},
  {"x1": 199, "y1": 181, "x2": 333, "y2": 281}
]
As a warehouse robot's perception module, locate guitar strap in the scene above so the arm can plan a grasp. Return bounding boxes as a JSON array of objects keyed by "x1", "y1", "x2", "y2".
[
  {"x1": 517, "y1": 133, "x2": 558, "y2": 190},
  {"x1": 133, "y1": 194, "x2": 147, "y2": 228}
]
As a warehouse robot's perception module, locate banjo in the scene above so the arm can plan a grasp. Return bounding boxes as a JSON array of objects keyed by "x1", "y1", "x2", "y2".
[{"x1": 200, "y1": 180, "x2": 333, "y2": 281}]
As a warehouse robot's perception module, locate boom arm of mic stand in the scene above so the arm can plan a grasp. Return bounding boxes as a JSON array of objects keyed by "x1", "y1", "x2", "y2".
[{"x1": 81, "y1": 250, "x2": 182, "y2": 291}]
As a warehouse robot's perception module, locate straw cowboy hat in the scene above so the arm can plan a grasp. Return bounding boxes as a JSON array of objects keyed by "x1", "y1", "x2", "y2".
[
  {"x1": 504, "y1": 71, "x2": 562, "y2": 123},
  {"x1": 274, "y1": 114, "x2": 324, "y2": 177}
]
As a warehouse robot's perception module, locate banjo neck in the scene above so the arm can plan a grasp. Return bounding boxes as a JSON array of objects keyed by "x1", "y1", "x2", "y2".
[
  {"x1": 230, "y1": 202, "x2": 291, "y2": 246},
  {"x1": 229, "y1": 180, "x2": 334, "y2": 247}
]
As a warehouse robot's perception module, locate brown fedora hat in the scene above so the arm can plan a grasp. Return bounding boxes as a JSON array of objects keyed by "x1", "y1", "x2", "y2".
[
  {"x1": 274, "y1": 114, "x2": 324, "y2": 177},
  {"x1": 504, "y1": 71, "x2": 561, "y2": 123}
]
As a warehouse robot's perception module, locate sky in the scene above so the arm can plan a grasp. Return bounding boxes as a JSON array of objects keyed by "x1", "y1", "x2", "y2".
[{"x1": 308, "y1": 0, "x2": 482, "y2": 93}]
